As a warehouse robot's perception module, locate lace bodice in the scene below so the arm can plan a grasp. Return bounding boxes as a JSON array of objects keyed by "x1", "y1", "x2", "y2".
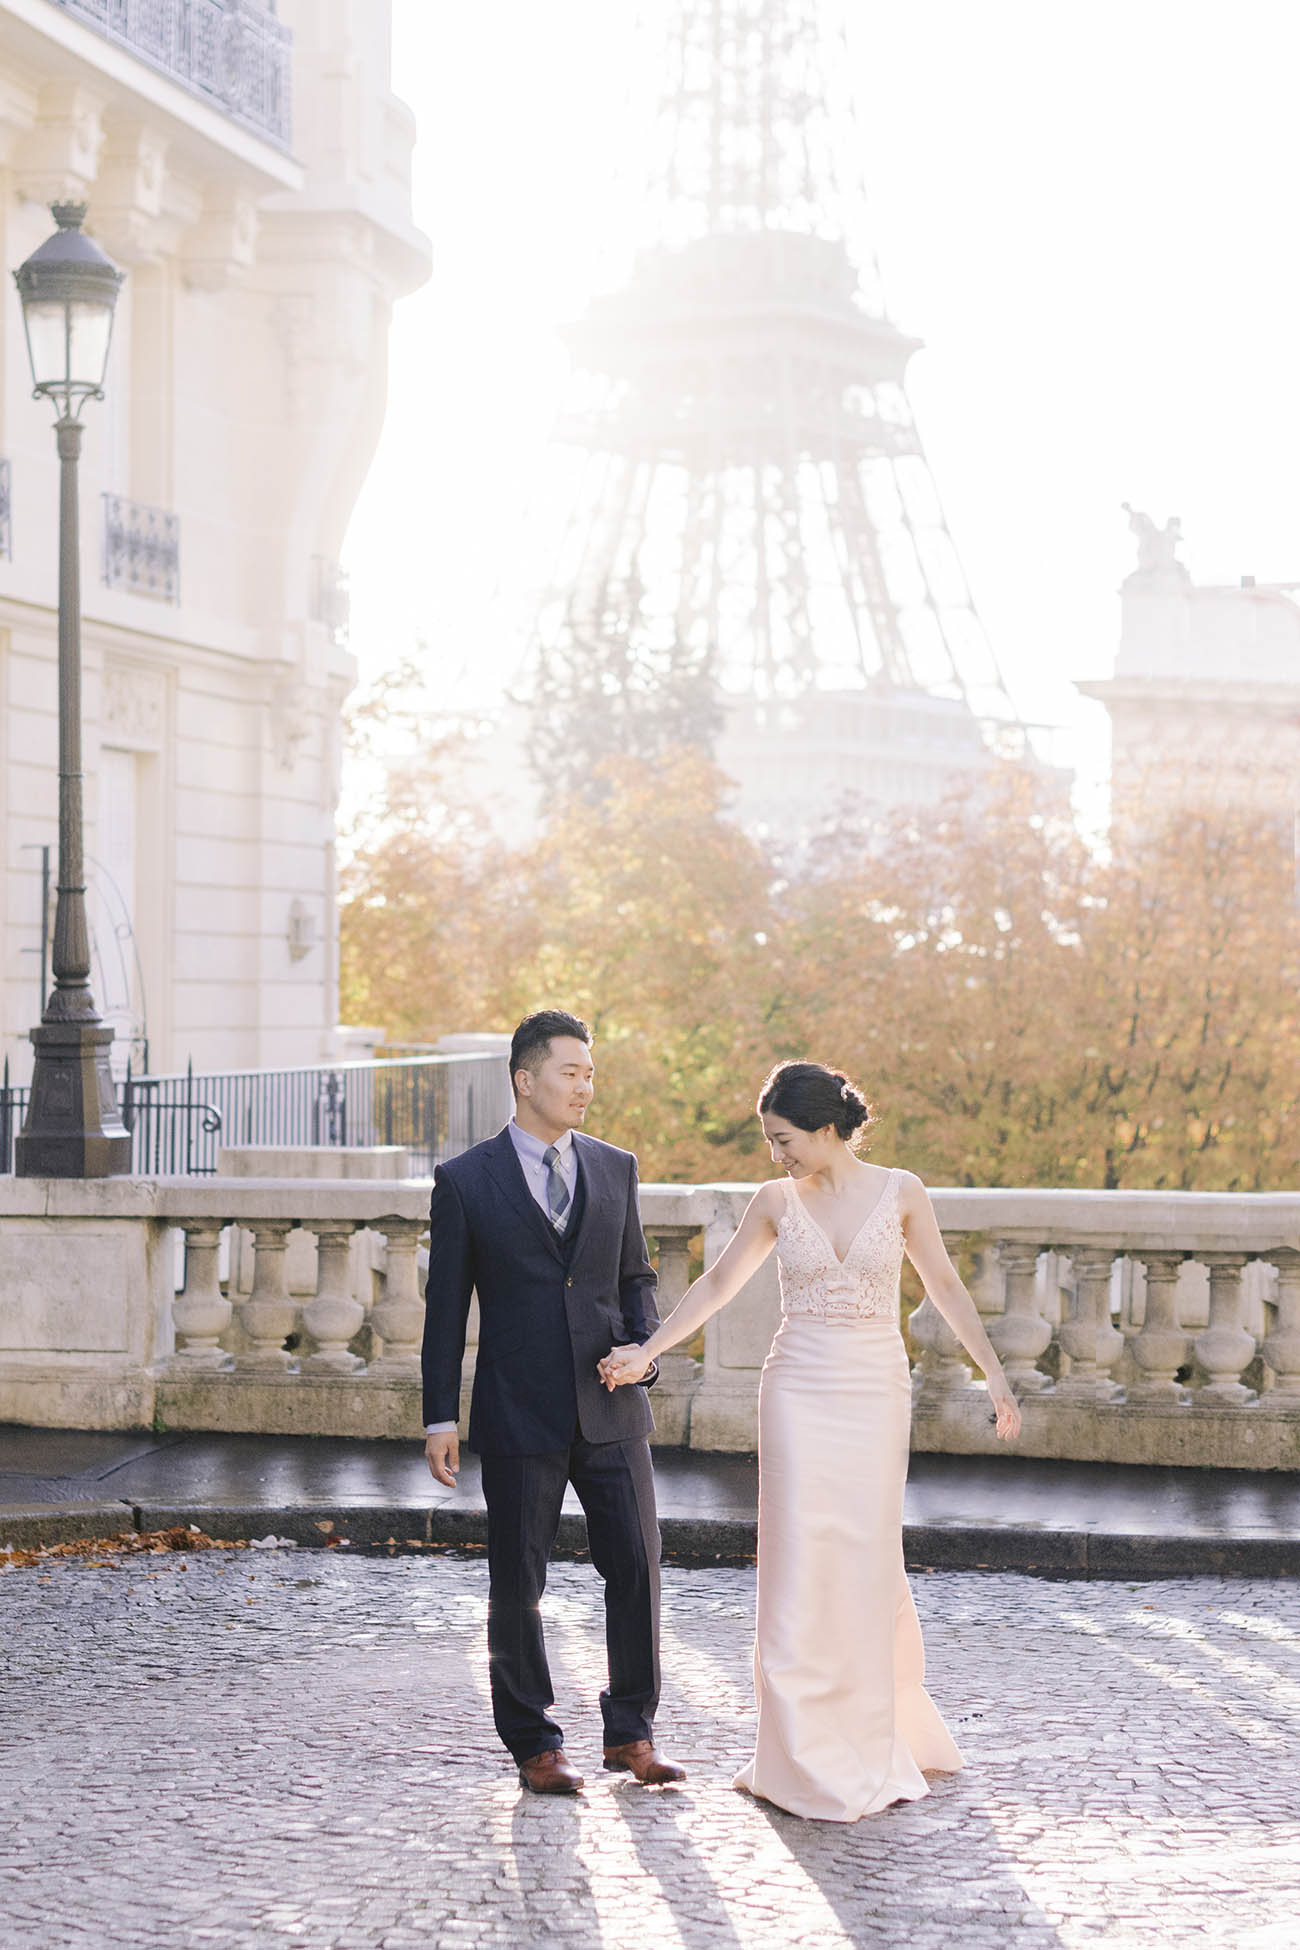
[{"x1": 775, "y1": 1170, "x2": 905, "y2": 1322}]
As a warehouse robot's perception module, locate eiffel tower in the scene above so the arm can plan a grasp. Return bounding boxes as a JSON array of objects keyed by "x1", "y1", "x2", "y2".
[{"x1": 524, "y1": 0, "x2": 1024, "y2": 828}]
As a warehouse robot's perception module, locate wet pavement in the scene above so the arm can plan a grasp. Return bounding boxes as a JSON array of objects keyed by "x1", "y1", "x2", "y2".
[
  {"x1": 2, "y1": 1547, "x2": 1297, "y2": 1947},
  {"x1": 2, "y1": 1425, "x2": 1298, "y2": 1576}
]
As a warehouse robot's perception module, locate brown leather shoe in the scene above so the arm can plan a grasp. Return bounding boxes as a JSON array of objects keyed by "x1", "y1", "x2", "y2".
[
  {"x1": 603, "y1": 1739, "x2": 686, "y2": 1785},
  {"x1": 518, "y1": 1748, "x2": 584, "y2": 1794}
]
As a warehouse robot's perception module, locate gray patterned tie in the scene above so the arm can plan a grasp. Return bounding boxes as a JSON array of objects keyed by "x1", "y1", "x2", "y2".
[{"x1": 542, "y1": 1144, "x2": 571, "y2": 1234}]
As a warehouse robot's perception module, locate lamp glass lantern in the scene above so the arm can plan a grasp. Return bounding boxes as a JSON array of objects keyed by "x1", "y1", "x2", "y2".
[{"x1": 13, "y1": 202, "x2": 124, "y2": 418}]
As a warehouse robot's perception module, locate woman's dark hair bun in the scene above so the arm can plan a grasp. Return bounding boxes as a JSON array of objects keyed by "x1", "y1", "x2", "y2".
[{"x1": 757, "y1": 1061, "x2": 876, "y2": 1147}]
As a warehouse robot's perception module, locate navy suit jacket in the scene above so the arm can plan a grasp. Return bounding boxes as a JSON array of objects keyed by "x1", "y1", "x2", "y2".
[{"x1": 421, "y1": 1126, "x2": 660, "y2": 1455}]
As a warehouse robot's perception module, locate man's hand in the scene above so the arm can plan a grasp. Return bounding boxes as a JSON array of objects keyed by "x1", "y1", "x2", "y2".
[
  {"x1": 598, "y1": 1344, "x2": 654, "y2": 1390},
  {"x1": 425, "y1": 1430, "x2": 460, "y2": 1487}
]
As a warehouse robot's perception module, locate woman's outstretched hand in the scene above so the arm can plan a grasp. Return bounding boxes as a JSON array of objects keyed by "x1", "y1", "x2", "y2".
[
  {"x1": 599, "y1": 1344, "x2": 654, "y2": 1390},
  {"x1": 987, "y1": 1373, "x2": 1022, "y2": 1442}
]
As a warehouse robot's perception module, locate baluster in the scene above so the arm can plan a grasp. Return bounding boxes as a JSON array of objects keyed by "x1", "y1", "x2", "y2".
[
  {"x1": 650, "y1": 1229, "x2": 701, "y2": 1390},
  {"x1": 170, "y1": 1223, "x2": 233, "y2": 1368},
  {"x1": 638, "y1": 1227, "x2": 701, "y2": 1447},
  {"x1": 368, "y1": 1219, "x2": 425, "y2": 1374},
  {"x1": 1128, "y1": 1251, "x2": 1189, "y2": 1398},
  {"x1": 654, "y1": 1230, "x2": 693, "y2": 1310},
  {"x1": 910, "y1": 1231, "x2": 972, "y2": 1400},
  {"x1": 301, "y1": 1223, "x2": 365, "y2": 1373},
  {"x1": 1262, "y1": 1251, "x2": 1300, "y2": 1400},
  {"x1": 1056, "y1": 1247, "x2": 1124, "y2": 1402},
  {"x1": 987, "y1": 1241, "x2": 1053, "y2": 1393},
  {"x1": 1193, "y1": 1252, "x2": 1257, "y2": 1405},
  {"x1": 235, "y1": 1222, "x2": 298, "y2": 1371}
]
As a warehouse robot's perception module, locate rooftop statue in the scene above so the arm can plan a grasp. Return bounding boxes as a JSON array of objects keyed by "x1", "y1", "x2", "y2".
[{"x1": 1122, "y1": 503, "x2": 1186, "y2": 577}]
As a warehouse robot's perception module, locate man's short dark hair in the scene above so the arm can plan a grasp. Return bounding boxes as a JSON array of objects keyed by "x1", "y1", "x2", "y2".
[{"x1": 509, "y1": 1010, "x2": 592, "y2": 1093}]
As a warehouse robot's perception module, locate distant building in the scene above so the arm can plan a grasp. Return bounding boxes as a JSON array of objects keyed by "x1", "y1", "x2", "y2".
[
  {"x1": 715, "y1": 687, "x2": 996, "y2": 840},
  {"x1": 0, "y1": 0, "x2": 429, "y2": 1080},
  {"x1": 1080, "y1": 509, "x2": 1300, "y2": 825}
]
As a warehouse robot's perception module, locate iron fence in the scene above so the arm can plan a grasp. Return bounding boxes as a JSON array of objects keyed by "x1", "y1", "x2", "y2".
[{"x1": 0, "y1": 1052, "x2": 509, "y2": 1177}]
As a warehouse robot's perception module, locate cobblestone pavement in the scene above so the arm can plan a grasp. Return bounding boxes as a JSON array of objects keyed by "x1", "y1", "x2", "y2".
[{"x1": 2, "y1": 1550, "x2": 1297, "y2": 1949}]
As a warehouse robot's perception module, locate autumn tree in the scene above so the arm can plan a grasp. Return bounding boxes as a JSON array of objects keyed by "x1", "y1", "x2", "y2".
[
  {"x1": 341, "y1": 675, "x2": 1300, "y2": 1190},
  {"x1": 782, "y1": 769, "x2": 1300, "y2": 1190}
]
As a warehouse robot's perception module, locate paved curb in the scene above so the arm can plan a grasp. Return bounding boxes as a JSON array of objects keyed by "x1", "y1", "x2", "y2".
[{"x1": 3, "y1": 1499, "x2": 1297, "y2": 1578}]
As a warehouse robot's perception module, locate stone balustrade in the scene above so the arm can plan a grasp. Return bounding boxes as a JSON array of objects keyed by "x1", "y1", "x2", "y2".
[{"x1": 0, "y1": 1177, "x2": 1298, "y2": 1466}]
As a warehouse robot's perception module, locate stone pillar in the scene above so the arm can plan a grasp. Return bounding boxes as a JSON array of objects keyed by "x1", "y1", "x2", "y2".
[
  {"x1": 1193, "y1": 1252, "x2": 1257, "y2": 1406},
  {"x1": 689, "y1": 1199, "x2": 774, "y2": 1451},
  {"x1": 301, "y1": 1224, "x2": 365, "y2": 1373},
  {"x1": 235, "y1": 1222, "x2": 298, "y2": 1371},
  {"x1": 1128, "y1": 1252, "x2": 1189, "y2": 1399},
  {"x1": 1262, "y1": 1250, "x2": 1300, "y2": 1401},
  {"x1": 1056, "y1": 1247, "x2": 1124, "y2": 1402},
  {"x1": 367, "y1": 1219, "x2": 425, "y2": 1375},
  {"x1": 169, "y1": 1223, "x2": 232, "y2": 1368},
  {"x1": 988, "y1": 1241, "x2": 1053, "y2": 1393},
  {"x1": 645, "y1": 1227, "x2": 702, "y2": 1445}
]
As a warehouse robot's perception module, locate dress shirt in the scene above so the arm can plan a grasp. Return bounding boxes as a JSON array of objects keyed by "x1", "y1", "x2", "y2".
[
  {"x1": 425, "y1": 1122, "x2": 580, "y2": 1436},
  {"x1": 507, "y1": 1117, "x2": 578, "y2": 1220}
]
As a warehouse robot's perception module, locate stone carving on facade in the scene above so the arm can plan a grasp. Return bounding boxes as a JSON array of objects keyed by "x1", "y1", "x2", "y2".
[
  {"x1": 94, "y1": 119, "x2": 175, "y2": 263},
  {"x1": 1123, "y1": 503, "x2": 1188, "y2": 579},
  {"x1": 181, "y1": 186, "x2": 260, "y2": 291},
  {"x1": 269, "y1": 671, "x2": 312, "y2": 771},
  {"x1": 286, "y1": 898, "x2": 317, "y2": 962},
  {"x1": 102, "y1": 663, "x2": 166, "y2": 751},
  {"x1": 14, "y1": 80, "x2": 105, "y2": 207}
]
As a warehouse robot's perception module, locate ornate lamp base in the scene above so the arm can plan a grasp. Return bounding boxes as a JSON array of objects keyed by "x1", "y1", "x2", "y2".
[{"x1": 14, "y1": 1021, "x2": 132, "y2": 1177}]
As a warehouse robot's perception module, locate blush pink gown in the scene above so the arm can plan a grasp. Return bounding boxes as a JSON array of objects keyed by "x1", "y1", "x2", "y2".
[{"x1": 734, "y1": 1169, "x2": 964, "y2": 1821}]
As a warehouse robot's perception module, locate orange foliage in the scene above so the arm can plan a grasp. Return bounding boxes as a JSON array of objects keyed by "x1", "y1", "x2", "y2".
[{"x1": 341, "y1": 742, "x2": 1300, "y2": 1191}]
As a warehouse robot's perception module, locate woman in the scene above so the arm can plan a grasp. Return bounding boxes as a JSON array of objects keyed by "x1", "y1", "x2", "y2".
[{"x1": 600, "y1": 1060, "x2": 1022, "y2": 1822}]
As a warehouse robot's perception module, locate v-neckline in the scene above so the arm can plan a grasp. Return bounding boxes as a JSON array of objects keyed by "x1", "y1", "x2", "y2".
[{"x1": 789, "y1": 1170, "x2": 893, "y2": 1267}]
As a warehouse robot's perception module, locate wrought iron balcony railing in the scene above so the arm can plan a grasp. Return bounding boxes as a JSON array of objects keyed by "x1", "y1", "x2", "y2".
[
  {"x1": 48, "y1": 0, "x2": 292, "y2": 152},
  {"x1": 102, "y1": 493, "x2": 180, "y2": 602},
  {"x1": 0, "y1": 458, "x2": 11, "y2": 561}
]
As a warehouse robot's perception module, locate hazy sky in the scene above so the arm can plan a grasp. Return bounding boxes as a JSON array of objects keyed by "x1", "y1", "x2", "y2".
[{"x1": 345, "y1": 1, "x2": 1300, "y2": 798}]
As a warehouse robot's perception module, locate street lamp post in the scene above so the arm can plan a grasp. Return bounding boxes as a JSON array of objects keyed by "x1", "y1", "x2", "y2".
[{"x1": 13, "y1": 203, "x2": 131, "y2": 1176}]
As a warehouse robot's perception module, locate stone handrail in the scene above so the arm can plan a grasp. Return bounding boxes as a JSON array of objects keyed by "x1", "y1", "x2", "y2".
[
  {"x1": 637, "y1": 1184, "x2": 1300, "y2": 1468},
  {"x1": 0, "y1": 1176, "x2": 1297, "y2": 1465}
]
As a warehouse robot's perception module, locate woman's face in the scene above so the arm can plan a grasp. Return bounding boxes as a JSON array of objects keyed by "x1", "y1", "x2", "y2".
[{"x1": 760, "y1": 1111, "x2": 837, "y2": 1177}]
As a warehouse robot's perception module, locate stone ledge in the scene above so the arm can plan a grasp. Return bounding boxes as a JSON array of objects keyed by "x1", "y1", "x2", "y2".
[
  {"x1": 154, "y1": 1371, "x2": 423, "y2": 1442},
  {"x1": 911, "y1": 1390, "x2": 1300, "y2": 1470}
]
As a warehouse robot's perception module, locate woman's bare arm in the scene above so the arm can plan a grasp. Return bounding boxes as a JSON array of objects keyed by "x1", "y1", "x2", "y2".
[
  {"x1": 899, "y1": 1173, "x2": 1022, "y2": 1441},
  {"x1": 600, "y1": 1183, "x2": 783, "y2": 1387}
]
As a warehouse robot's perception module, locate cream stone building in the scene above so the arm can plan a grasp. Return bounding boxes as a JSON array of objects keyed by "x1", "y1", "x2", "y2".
[
  {"x1": 1080, "y1": 510, "x2": 1300, "y2": 824},
  {"x1": 0, "y1": 0, "x2": 429, "y2": 1082}
]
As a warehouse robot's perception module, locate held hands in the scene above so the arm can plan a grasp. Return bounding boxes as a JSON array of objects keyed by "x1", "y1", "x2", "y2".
[
  {"x1": 598, "y1": 1344, "x2": 654, "y2": 1391},
  {"x1": 987, "y1": 1373, "x2": 1022, "y2": 1443}
]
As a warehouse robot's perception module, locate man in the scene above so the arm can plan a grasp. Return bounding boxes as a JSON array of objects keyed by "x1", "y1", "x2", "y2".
[{"x1": 422, "y1": 1008, "x2": 685, "y2": 1795}]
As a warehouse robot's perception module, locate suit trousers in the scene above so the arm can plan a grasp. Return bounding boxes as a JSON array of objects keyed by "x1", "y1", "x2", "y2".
[{"x1": 480, "y1": 1434, "x2": 661, "y2": 1763}]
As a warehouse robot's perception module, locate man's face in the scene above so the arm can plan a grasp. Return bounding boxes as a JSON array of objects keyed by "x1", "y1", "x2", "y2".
[{"x1": 516, "y1": 1036, "x2": 595, "y2": 1132}]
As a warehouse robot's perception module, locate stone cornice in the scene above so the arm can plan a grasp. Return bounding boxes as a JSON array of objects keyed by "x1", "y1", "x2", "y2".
[{"x1": 1077, "y1": 674, "x2": 1300, "y2": 711}]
